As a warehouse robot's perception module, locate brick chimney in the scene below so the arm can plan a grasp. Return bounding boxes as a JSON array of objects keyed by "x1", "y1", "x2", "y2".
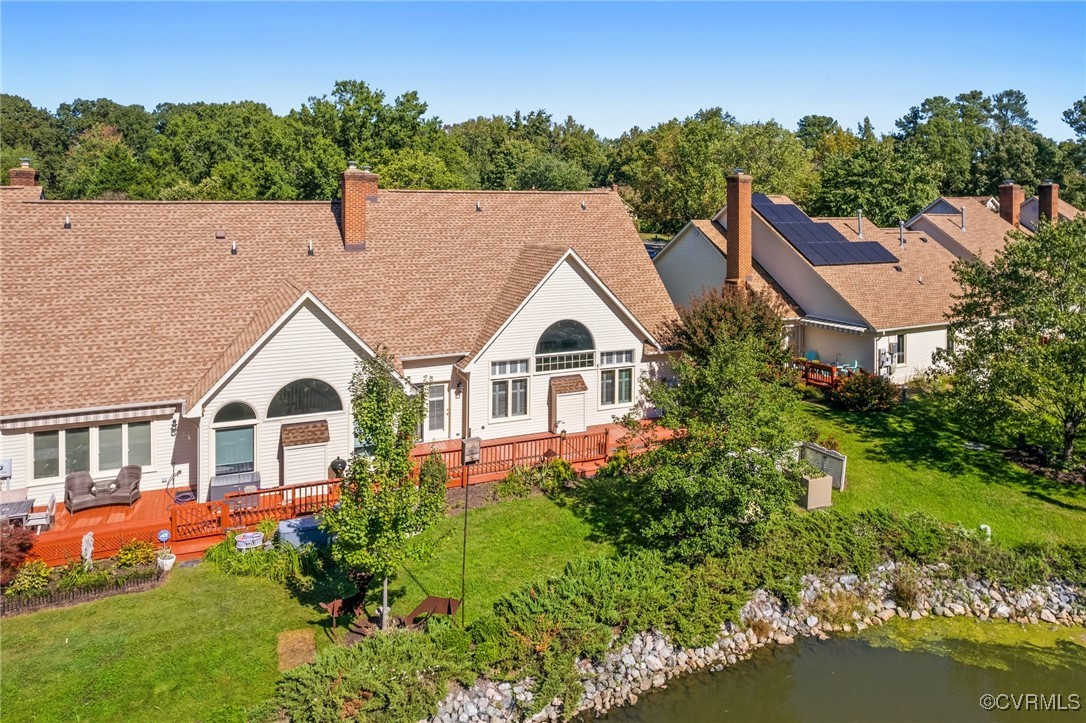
[
  {"x1": 725, "y1": 171, "x2": 753, "y2": 285},
  {"x1": 8, "y1": 159, "x2": 39, "y2": 187},
  {"x1": 341, "y1": 161, "x2": 378, "y2": 250},
  {"x1": 998, "y1": 180, "x2": 1023, "y2": 227},
  {"x1": 1038, "y1": 180, "x2": 1059, "y2": 225}
]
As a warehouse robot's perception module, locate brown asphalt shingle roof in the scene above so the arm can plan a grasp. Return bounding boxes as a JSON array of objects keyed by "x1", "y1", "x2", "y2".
[
  {"x1": 1, "y1": 187, "x2": 675, "y2": 417},
  {"x1": 280, "y1": 420, "x2": 331, "y2": 447},
  {"x1": 550, "y1": 374, "x2": 588, "y2": 395},
  {"x1": 914, "y1": 196, "x2": 1023, "y2": 263},
  {"x1": 814, "y1": 219, "x2": 962, "y2": 329}
]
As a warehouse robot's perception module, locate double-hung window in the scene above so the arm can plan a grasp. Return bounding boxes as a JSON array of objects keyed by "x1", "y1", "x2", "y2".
[
  {"x1": 894, "y1": 334, "x2": 906, "y2": 365},
  {"x1": 600, "y1": 350, "x2": 635, "y2": 406},
  {"x1": 32, "y1": 421, "x2": 153, "y2": 480},
  {"x1": 427, "y1": 384, "x2": 447, "y2": 432},
  {"x1": 491, "y1": 360, "x2": 529, "y2": 420}
]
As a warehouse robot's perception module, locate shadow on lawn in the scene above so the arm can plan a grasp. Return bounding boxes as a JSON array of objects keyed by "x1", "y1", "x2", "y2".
[
  {"x1": 806, "y1": 397, "x2": 1085, "y2": 504},
  {"x1": 556, "y1": 473, "x2": 652, "y2": 555}
]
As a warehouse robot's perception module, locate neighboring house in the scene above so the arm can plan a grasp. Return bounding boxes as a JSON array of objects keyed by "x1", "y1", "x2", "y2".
[
  {"x1": 654, "y1": 173, "x2": 966, "y2": 383},
  {"x1": 905, "y1": 180, "x2": 1080, "y2": 260},
  {"x1": 0, "y1": 161, "x2": 674, "y2": 504}
]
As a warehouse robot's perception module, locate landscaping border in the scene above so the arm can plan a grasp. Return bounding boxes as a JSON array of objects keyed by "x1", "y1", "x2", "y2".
[
  {"x1": 1, "y1": 568, "x2": 164, "y2": 617},
  {"x1": 429, "y1": 564, "x2": 1085, "y2": 722}
]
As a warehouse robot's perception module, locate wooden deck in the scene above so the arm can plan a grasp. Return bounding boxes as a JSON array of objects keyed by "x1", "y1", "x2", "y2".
[{"x1": 28, "y1": 422, "x2": 664, "y2": 566}]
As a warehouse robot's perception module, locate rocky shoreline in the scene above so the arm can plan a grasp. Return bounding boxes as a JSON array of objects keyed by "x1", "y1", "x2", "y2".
[{"x1": 427, "y1": 561, "x2": 1084, "y2": 722}]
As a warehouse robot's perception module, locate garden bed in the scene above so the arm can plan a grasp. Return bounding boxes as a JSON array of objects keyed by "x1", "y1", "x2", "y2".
[{"x1": 1, "y1": 565, "x2": 163, "y2": 616}]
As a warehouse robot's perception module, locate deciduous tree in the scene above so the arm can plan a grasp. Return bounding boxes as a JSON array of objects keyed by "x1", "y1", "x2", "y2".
[
  {"x1": 320, "y1": 350, "x2": 446, "y2": 628},
  {"x1": 939, "y1": 216, "x2": 1086, "y2": 467}
]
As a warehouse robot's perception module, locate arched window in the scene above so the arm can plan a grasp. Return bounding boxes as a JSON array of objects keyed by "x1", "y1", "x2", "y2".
[
  {"x1": 536, "y1": 320, "x2": 594, "y2": 354},
  {"x1": 267, "y1": 379, "x2": 342, "y2": 418},
  {"x1": 214, "y1": 402, "x2": 257, "y2": 424},
  {"x1": 213, "y1": 402, "x2": 257, "y2": 476},
  {"x1": 535, "y1": 320, "x2": 595, "y2": 372}
]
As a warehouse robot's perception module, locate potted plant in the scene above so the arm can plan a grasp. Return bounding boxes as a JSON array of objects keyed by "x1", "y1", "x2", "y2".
[{"x1": 157, "y1": 547, "x2": 176, "y2": 573}]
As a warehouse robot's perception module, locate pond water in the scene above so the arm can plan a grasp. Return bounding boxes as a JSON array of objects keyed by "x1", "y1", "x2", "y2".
[{"x1": 593, "y1": 625, "x2": 1086, "y2": 722}]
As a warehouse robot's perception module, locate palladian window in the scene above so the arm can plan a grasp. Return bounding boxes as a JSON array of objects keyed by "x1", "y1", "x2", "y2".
[
  {"x1": 535, "y1": 320, "x2": 595, "y2": 372},
  {"x1": 267, "y1": 379, "x2": 342, "y2": 418}
]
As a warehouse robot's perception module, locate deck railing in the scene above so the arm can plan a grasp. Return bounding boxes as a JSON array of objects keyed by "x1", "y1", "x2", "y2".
[
  {"x1": 794, "y1": 359, "x2": 862, "y2": 388},
  {"x1": 411, "y1": 430, "x2": 609, "y2": 485},
  {"x1": 171, "y1": 478, "x2": 341, "y2": 541}
]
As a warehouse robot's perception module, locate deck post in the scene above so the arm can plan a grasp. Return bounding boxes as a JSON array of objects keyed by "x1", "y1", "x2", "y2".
[{"x1": 219, "y1": 501, "x2": 230, "y2": 533}]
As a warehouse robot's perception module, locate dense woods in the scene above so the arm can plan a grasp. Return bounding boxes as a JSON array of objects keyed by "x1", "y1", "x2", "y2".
[{"x1": 3, "y1": 82, "x2": 1084, "y2": 232}]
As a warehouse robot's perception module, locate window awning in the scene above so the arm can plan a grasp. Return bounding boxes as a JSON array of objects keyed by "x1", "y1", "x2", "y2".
[
  {"x1": 0, "y1": 404, "x2": 178, "y2": 432},
  {"x1": 801, "y1": 317, "x2": 869, "y2": 335}
]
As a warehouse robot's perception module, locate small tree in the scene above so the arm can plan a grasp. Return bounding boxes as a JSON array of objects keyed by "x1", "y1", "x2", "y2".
[
  {"x1": 320, "y1": 349, "x2": 447, "y2": 628},
  {"x1": 637, "y1": 287, "x2": 805, "y2": 561},
  {"x1": 939, "y1": 216, "x2": 1086, "y2": 467}
]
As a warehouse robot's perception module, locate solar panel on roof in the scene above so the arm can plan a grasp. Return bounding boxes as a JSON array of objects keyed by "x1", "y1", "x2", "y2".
[{"x1": 752, "y1": 196, "x2": 898, "y2": 266}]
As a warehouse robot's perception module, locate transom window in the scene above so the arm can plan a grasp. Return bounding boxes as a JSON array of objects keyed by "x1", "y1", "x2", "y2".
[
  {"x1": 267, "y1": 379, "x2": 342, "y2": 418},
  {"x1": 491, "y1": 359, "x2": 529, "y2": 377},
  {"x1": 536, "y1": 352, "x2": 595, "y2": 373},
  {"x1": 33, "y1": 422, "x2": 152, "y2": 480},
  {"x1": 600, "y1": 350, "x2": 634, "y2": 366},
  {"x1": 215, "y1": 402, "x2": 256, "y2": 424}
]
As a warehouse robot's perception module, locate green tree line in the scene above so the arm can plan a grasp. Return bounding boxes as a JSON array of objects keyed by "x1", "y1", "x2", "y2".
[{"x1": 3, "y1": 82, "x2": 1084, "y2": 231}]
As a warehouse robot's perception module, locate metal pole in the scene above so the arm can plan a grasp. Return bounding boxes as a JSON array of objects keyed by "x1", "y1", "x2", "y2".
[{"x1": 460, "y1": 460, "x2": 469, "y2": 627}]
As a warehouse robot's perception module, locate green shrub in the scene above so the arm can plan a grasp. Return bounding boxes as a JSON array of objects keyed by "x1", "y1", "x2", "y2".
[
  {"x1": 597, "y1": 446, "x2": 633, "y2": 478},
  {"x1": 204, "y1": 533, "x2": 314, "y2": 585},
  {"x1": 827, "y1": 372, "x2": 897, "y2": 412},
  {"x1": 538, "y1": 459, "x2": 577, "y2": 496},
  {"x1": 889, "y1": 561, "x2": 922, "y2": 609},
  {"x1": 255, "y1": 517, "x2": 279, "y2": 540},
  {"x1": 5, "y1": 559, "x2": 51, "y2": 598},
  {"x1": 115, "y1": 539, "x2": 157, "y2": 568},
  {"x1": 494, "y1": 465, "x2": 534, "y2": 500},
  {"x1": 57, "y1": 561, "x2": 110, "y2": 592},
  {"x1": 277, "y1": 629, "x2": 472, "y2": 723}
]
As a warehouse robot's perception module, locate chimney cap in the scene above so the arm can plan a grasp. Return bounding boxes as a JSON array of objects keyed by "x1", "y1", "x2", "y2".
[
  {"x1": 19, "y1": 158, "x2": 30, "y2": 167},
  {"x1": 347, "y1": 160, "x2": 357, "y2": 170},
  {"x1": 1041, "y1": 179, "x2": 1055, "y2": 185},
  {"x1": 1001, "y1": 179, "x2": 1016, "y2": 186},
  {"x1": 730, "y1": 167, "x2": 747, "y2": 176}
]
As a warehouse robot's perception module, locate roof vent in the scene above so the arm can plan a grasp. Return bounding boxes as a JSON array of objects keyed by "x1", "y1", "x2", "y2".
[
  {"x1": 581, "y1": 200, "x2": 587, "y2": 211},
  {"x1": 857, "y1": 209, "x2": 864, "y2": 239},
  {"x1": 917, "y1": 274, "x2": 924, "y2": 285},
  {"x1": 894, "y1": 265, "x2": 903, "y2": 272},
  {"x1": 230, "y1": 240, "x2": 238, "y2": 256},
  {"x1": 307, "y1": 240, "x2": 314, "y2": 256},
  {"x1": 215, "y1": 228, "x2": 226, "y2": 240},
  {"x1": 960, "y1": 206, "x2": 966, "y2": 231},
  {"x1": 63, "y1": 215, "x2": 72, "y2": 230},
  {"x1": 475, "y1": 201, "x2": 482, "y2": 213},
  {"x1": 899, "y1": 221, "x2": 905, "y2": 248}
]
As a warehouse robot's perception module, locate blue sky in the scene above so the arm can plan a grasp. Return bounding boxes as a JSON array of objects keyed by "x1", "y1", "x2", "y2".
[{"x1": 2, "y1": 2, "x2": 1084, "y2": 140}]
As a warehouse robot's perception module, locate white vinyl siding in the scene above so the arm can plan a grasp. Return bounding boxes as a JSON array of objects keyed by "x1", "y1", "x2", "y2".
[
  {"x1": 469, "y1": 258, "x2": 646, "y2": 440},
  {"x1": 753, "y1": 216, "x2": 866, "y2": 325},
  {"x1": 653, "y1": 225, "x2": 728, "y2": 307},
  {"x1": 2, "y1": 412, "x2": 186, "y2": 503},
  {"x1": 876, "y1": 327, "x2": 948, "y2": 383},
  {"x1": 200, "y1": 300, "x2": 363, "y2": 500},
  {"x1": 403, "y1": 355, "x2": 465, "y2": 443}
]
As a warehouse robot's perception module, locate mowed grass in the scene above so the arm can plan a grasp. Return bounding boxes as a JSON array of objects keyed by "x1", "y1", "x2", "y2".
[
  {"x1": 0, "y1": 565, "x2": 333, "y2": 723},
  {"x1": 803, "y1": 398, "x2": 1086, "y2": 546},
  {"x1": 383, "y1": 494, "x2": 614, "y2": 625}
]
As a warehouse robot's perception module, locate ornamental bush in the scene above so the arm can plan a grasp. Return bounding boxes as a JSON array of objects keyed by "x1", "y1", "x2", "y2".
[
  {"x1": 827, "y1": 371, "x2": 897, "y2": 412},
  {"x1": 4, "y1": 559, "x2": 51, "y2": 598},
  {"x1": 115, "y1": 539, "x2": 157, "y2": 568},
  {"x1": 0, "y1": 522, "x2": 34, "y2": 586}
]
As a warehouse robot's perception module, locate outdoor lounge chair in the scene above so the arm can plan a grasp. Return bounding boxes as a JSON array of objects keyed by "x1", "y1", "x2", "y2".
[
  {"x1": 804, "y1": 350, "x2": 820, "y2": 362},
  {"x1": 25, "y1": 492, "x2": 56, "y2": 533},
  {"x1": 64, "y1": 465, "x2": 142, "y2": 513}
]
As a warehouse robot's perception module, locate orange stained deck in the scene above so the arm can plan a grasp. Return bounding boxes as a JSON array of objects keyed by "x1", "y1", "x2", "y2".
[{"x1": 29, "y1": 422, "x2": 672, "y2": 566}]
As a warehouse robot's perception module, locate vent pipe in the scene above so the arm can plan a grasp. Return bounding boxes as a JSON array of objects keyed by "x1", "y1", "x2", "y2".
[
  {"x1": 857, "y1": 209, "x2": 864, "y2": 239},
  {"x1": 899, "y1": 221, "x2": 905, "y2": 248},
  {"x1": 960, "y1": 206, "x2": 966, "y2": 231}
]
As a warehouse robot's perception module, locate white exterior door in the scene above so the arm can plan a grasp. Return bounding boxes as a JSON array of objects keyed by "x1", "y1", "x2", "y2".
[{"x1": 553, "y1": 393, "x2": 586, "y2": 434}]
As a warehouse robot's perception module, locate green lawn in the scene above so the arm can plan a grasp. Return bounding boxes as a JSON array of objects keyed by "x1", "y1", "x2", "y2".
[
  {"x1": 0, "y1": 565, "x2": 333, "y2": 723},
  {"x1": 384, "y1": 494, "x2": 613, "y2": 624},
  {"x1": 803, "y1": 399, "x2": 1086, "y2": 546}
]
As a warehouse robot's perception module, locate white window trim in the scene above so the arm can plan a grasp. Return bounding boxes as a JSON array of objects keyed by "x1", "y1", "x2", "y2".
[
  {"x1": 490, "y1": 359, "x2": 530, "y2": 378},
  {"x1": 534, "y1": 351, "x2": 596, "y2": 374},
  {"x1": 599, "y1": 367, "x2": 636, "y2": 409},
  {"x1": 895, "y1": 334, "x2": 907, "y2": 365},
  {"x1": 600, "y1": 350, "x2": 635, "y2": 367},
  {"x1": 30, "y1": 420, "x2": 157, "y2": 483},
  {"x1": 489, "y1": 377, "x2": 531, "y2": 424},
  {"x1": 426, "y1": 383, "x2": 448, "y2": 436}
]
